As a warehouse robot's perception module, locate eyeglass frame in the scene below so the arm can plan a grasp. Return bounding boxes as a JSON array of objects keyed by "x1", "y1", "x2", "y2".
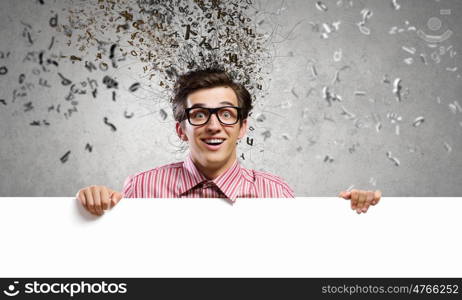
[{"x1": 183, "y1": 106, "x2": 243, "y2": 126}]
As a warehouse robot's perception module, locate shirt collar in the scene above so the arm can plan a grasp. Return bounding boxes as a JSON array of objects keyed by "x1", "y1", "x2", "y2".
[
  {"x1": 179, "y1": 154, "x2": 208, "y2": 195},
  {"x1": 179, "y1": 154, "x2": 243, "y2": 202},
  {"x1": 212, "y1": 158, "x2": 243, "y2": 202}
]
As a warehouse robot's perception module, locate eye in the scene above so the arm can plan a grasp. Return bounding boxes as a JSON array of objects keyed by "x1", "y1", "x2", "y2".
[
  {"x1": 222, "y1": 111, "x2": 231, "y2": 119},
  {"x1": 190, "y1": 108, "x2": 208, "y2": 119},
  {"x1": 219, "y1": 108, "x2": 237, "y2": 119},
  {"x1": 195, "y1": 112, "x2": 206, "y2": 119}
]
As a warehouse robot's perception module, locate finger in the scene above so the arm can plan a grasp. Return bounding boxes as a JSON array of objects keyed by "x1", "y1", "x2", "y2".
[
  {"x1": 371, "y1": 190, "x2": 382, "y2": 205},
  {"x1": 101, "y1": 187, "x2": 110, "y2": 211},
  {"x1": 77, "y1": 190, "x2": 86, "y2": 209},
  {"x1": 92, "y1": 187, "x2": 103, "y2": 215},
  {"x1": 339, "y1": 190, "x2": 351, "y2": 199},
  {"x1": 84, "y1": 189, "x2": 97, "y2": 215},
  {"x1": 362, "y1": 191, "x2": 374, "y2": 212},
  {"x1": 350, "y1": 189, "x2": 359, "y2": 210},
  {"x1": 362, "y1": 202, "x2": 370, "y2": 213},
  {"x1": 357, "y1": 190, "x2": 367, "y2": 213}
]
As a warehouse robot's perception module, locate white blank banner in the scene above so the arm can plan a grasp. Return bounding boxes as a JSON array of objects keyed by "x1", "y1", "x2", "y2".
[{"x1": 0, "y1": 197, "x2": 461, "y2": 277}]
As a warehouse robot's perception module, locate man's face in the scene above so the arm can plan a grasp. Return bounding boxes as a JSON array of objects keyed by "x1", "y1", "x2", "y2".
[{"x1": 176, "y1": 86, "x2": 248, "y2": 174}]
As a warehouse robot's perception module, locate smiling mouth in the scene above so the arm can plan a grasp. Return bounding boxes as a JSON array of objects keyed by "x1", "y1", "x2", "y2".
[{"x1": 202, "y1": 138, "x2": 225, "y2": 146}]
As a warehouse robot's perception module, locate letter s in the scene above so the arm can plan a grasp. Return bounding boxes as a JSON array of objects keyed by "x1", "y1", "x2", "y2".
[
  {"x1": 118, "y1": 283, "x2": 127, "y2": 294},
  {"x1": 25, "y1": 283, "x2": 33, "y2": 294}
]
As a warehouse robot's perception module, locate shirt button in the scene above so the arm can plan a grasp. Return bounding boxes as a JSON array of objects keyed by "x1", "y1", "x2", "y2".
[{"x1": 203, "y1": 181, "x2": 214, "y2": 188}]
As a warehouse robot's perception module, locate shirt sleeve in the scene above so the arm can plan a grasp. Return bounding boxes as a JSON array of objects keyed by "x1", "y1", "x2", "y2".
[
  {"x1": 122, "y1": 174, "x2": 135, "y2": 198},
  {"x1": 281, "y1": 181, "x2": 295, "y2": 198}
]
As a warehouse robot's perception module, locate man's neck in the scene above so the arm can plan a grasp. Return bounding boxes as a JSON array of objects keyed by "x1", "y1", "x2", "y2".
[{"x1": 192, "y1": 156, "x2": 237, "y2": 180}]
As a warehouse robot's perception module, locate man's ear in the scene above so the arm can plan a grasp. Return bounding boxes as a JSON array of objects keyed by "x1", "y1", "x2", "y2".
[
  {"x1": 175, "y1": 122, "x2": 188, "y2": 141},
  {"x1": 238, "y1": 119, "x2": 248, "y2": 140}
]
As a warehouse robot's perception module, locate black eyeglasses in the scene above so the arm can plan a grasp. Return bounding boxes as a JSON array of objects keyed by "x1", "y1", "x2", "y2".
[{"x1": 184, "y1": 106, "x2": 242, "y2": 126}]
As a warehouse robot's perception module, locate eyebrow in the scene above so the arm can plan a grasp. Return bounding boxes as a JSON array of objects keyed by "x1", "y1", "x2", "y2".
[{"x1": 189, "y1": 101, "x2": 235, "y2": 108}]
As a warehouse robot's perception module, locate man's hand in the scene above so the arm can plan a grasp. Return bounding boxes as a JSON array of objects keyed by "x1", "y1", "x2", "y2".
[
  {"x1": 76, "y1": 185, "x2": 123, "y2": 216},
  {"x1": 338, "y1": 189, "x2": 382, "y2": 214}
]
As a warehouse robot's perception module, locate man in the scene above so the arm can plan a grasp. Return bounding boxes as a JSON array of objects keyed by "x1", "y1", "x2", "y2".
[{"x1": 76, "y1": 68, "x2": 382, "y2": 215}]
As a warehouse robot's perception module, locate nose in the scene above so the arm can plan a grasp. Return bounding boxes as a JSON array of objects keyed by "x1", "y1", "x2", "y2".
[{"x1": 204, "y1": 113, "x2": 222, "y2": 132}]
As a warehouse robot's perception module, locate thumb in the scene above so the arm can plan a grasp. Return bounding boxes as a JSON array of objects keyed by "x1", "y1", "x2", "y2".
[
  {"x1": 109, "y1": 190, "x2": 123, "y2": 208},
  {"x1": 338, "y1": 190, "x2": 351, "y2": 199}
]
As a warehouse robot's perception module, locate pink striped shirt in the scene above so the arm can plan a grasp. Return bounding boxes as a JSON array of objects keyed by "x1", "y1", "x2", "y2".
[{"x1": 122, "y1": 154, "x2": 294, "y2": 202}]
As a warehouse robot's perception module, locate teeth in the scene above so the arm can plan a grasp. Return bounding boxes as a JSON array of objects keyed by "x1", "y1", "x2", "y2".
[{"x1": 204, "y1": 138, "x2": 224, "y2": 144}]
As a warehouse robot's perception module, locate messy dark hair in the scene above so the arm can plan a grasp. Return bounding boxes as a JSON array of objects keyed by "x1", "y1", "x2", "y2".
[{"x1": 171, "y1": 68, "x2": 253, "y2": 124}]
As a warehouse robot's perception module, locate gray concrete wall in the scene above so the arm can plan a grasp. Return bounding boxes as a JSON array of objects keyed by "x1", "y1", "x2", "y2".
[{"x1": 1, "y1": 0, "x2": 461, "y2": 196}]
